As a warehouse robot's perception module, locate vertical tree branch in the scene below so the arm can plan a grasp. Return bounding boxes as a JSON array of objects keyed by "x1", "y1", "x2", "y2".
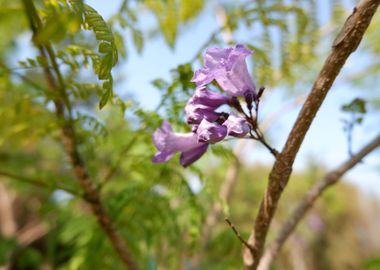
[
  {"x1": 0, "y1": 183, "x2": 17, "y2": 238},
  {"x1": 22, "y1": 1, "x2": 139, "y2": 269},
  {"x1": 258, "y1": 132, "x2": 380, "y2": 270},
  {"x1": 243, "y1": 1, "x2": 380, "y2": 268}
]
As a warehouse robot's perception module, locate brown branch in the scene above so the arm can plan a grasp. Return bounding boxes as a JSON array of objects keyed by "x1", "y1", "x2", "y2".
[
  {"x1": 22, "y1": 1, "x2": 140, "y2": 269},
  {"x1": 17, "y1": 220, "x2": 49, "y2": 247},
  {"x1": 257, "y1": 132, "x2": 380, "y2": 270},
  {"x1": 0, "y1": 183, "x2": 17, "y2": 237},
  {"x1": 243, "y1": 1, "x2": 380, "y2": 268}
]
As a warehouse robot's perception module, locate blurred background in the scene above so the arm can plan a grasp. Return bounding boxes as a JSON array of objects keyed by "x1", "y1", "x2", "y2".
[{"x1": 0, "y1": 0, "x2": 379, "y2": 269}]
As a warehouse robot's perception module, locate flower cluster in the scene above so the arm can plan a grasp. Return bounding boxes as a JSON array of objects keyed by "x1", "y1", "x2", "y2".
[{"x1": 152, "y1": 44, "x2": 271, "y2": 167}]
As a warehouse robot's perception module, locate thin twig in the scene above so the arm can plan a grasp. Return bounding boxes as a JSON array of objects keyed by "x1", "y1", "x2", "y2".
[
  {"x1": 22, "y1": 1, "x2": 140, "y2": 269},
  {"x1": 257, "y1": 132, "x2": 380, "y2": 270},
  {"x1": 0, "y1": 170, "x2": 81, "y2": 197},
  {"x1": 225, "y1": 218, "x2": 254, "y2": 252},
  {"x1": 243, "y1": 1, "x2": 380, "y2": 269},
  {"x1": 17, "y1": 220, "x2": 49, "y2": 247},
  {"x1": 0, "y1": 62, "x2": 47, "y2": 93},
  {"x1": 100, "y1": 127, "x2": 145, "y2": 187}
]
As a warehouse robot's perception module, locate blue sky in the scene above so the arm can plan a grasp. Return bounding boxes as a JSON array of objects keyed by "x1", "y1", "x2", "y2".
[{"x1": 84, "y1": 1, "x2": 380, "y2": 195}]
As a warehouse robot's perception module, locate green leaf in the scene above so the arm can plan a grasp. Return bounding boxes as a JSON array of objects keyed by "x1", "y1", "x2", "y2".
[
  {"x1": 27, "y1": 58, "x2": 37, "y2": 67},
  {"x1": 341, "y1": 98, "x2": 367, "y2": 114},
  {"x1": 151, "y1": 79, "x2": 169, "y2": 91},
  {"x1": 132, "y1": 29, "x2": 144, "y2": 54},
  {"x1": 34, "y1": 10, "x2": 81, "y2": 44},
  {"x1": 18, "y1": 60, "x2": 28, "y2": 67},
  {"x1": 179, "y1": 0, "x2": 203, "y2": 22},
  {"x1": 144, "y1": 0, "x2": 178, "y2": 47},
  {"x1": 114, "y1": 31, "x2": 127, "y2": 59},
  {"x1": 98, "y1": 54, "x2": 113, "y2": 80},
  {"x1": 98, "y1": 42, "x2": 112, "y2": 53},
  {"x1": 36, "y1": 56, "x2": 49, "y2": 67},
  {"x1": 99, "y1": 85, "x2": 112, "y2": 110},
  {"x1": 82, "y1": 4, "x2": 118, "y2": 81}
]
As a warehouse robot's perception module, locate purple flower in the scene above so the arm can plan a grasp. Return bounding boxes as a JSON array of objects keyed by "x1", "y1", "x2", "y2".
[
  {"x1": 185, "y1": 87, "x2": 229, "y2": 125},
  {"x1": 192, "y1": 44, "x2": 256, "y2": 97},
  {"x1": 192, "y1": 86, "x2": 230, "y2": 107},
  {"x1": 185, "y1": 100, "x2": 220, "y2": 124},
  {"x1": 197, "y1": 119, "x2": 227, "y2": 143},
  {"x1": 152, "y1": 121, "x2": 207, "y2": 166},
  {"x1": 152, "y1": 45, "x2": 266, "y2": 167},
  {"x1": 223, "y1": 114, "x2": 250, "y2": 137}
]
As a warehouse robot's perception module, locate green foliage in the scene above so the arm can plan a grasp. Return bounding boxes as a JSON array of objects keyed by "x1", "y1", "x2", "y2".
[
  {"x1": 80, "y1": 3, "x2": 118, "y2": 108},
  {"x1": 143, "y1": 0, "x2": 204, "y2": 47},
  {"x1": 342, "y1": 97, "x2": 367, "y2": 126},
  {"x1": 151, "y1": 63, "x2": 196, "y2": 128},
  {"x1": 33, "y1": 2, "x2": 82, "y2": 44},
  {"x1": 342, "y1": 98, "x2": 367, "y2": 114},
  {"x1": 14, "y1": 247, "x2": 43, "y2": 270},
  {"x1": 0, "y1": 0, "x2": 379, "y2": 269},
  {"x1": 341, "y1": 98, "x2": 367, "y2": 153},
  {"x1": 109, "y1": 1, "x2": 143, "y2": 56},
  {"x1": 29, "y1": 0, "x2": 120, "y2": 109},
  {"x1": 0, "y1": 237, "x2": 16, "y2": 264},
  {"x1": 0, "y1": 1, "x2": 27, "y2": 54},
  {"x1": 363, "y1": 255, "x2": 380, "y2": 270}
]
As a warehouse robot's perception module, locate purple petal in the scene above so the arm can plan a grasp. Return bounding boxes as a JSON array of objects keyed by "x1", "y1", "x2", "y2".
[
  {"x1": 152, "y1": 121, "x2": 206, "y2": 164},
  {"x1": 153, "y1": 123, "x2": 170, "y2": 151},
  {"x1": 225, "y1": 44, "x2": 252, "y2": 70},
  {"x1": 161, "y1": 120, "x2": 172, "y2": 132},
  {"x1": 204, "y1": 47, "x2": 233, "y2": 69},
  {"x1": 223, "y1": 114, "x2": 250, "y2": 137},
  {"x1": 185, "y1": 99, "x2": 220, "y2": 124},
  {"x1": 192, "y1": 45, "x2": 256, "y2": 97},
  {"x1": 152, "y1": 151, "x2": 175, "y2": 163},
  {"x1": 191, "y1": 69, "x2": 214, "y2": 86},
  {"x1": 180, "y1": 144, "x2": 209, "y2": 167},
  {"x1": 192, "y1": 86, "x2": 230, "y2": 107},
  {"x1": 197, "y1": 119, "x2": 227, "y2": 143}
]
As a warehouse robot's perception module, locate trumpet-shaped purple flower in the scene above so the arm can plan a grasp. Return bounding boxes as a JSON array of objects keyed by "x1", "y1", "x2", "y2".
[
  {"x1": 185, "y1": 100, "x2": 221, "y2": 124},
  {"x1": 192, "y1": 44, "x2": 256, "y2": 97},
  {"x1": 152, "y1": 121, "x2": 208, "y2": 166},
  {"x1": 223, "y1": 114, "x2": 250, "y2": 137},
  {"x1": 197, "y1": 119, "x2": 227, "y2": 143}
]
